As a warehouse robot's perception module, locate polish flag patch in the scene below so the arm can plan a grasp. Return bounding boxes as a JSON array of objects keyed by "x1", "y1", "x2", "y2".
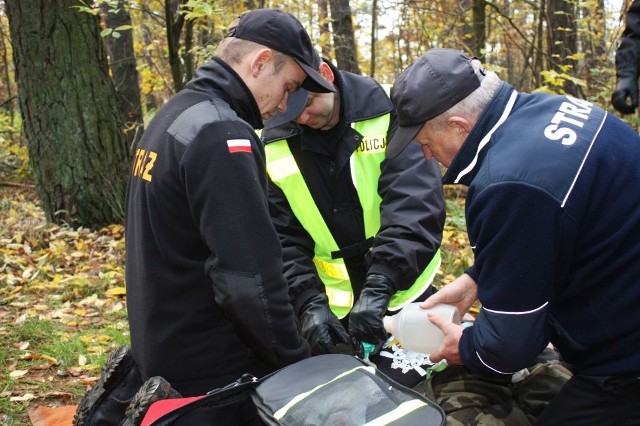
[{"x1": 227, "y1": 139, "x2": 252, "y2": 154}]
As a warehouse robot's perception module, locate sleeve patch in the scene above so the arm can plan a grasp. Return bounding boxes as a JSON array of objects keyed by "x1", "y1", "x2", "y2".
[{"x1": 227, "y1": 139, "x2": 252, "y2": 154}]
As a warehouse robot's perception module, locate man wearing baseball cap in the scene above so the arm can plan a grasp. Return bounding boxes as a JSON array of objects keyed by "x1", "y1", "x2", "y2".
[
  {"x1": 261, "y1": 51, "x2": 445, "y2": 389},
  {"x1": 74, "y1": 9, "x2": 334, "y2": 426},
  {"x1": 389, "y1": 48, "x2": 640, "y2": 424}
]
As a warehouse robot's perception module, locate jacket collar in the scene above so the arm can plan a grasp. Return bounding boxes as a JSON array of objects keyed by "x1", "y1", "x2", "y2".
[
  {"x1": 443, "y1": 82, "x2": 516, "y2": 185},
  {"x1": 184, "y1": 57, "x2": 263, "y2": 129},
  {"x1": 333, "y1": 61, "x2": 393, "y2": 124}
]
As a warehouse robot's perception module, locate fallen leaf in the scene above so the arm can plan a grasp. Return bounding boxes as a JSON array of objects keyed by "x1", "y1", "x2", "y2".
[
  {"x1": 43, "y1": 391, "x2": 73, "y2": 399},
  {"x1": 105, "y1": 287, "x2": 126, "y2": 296},
  {"x1": 80, "y1": 376, "x2": 99, "y2": 386},
  {"x1": 28, "y1": 404, "x2": 77, "y2": 426},
  {"x1": 14, "y1": 341, "x2": 30, "y2": 350},
  {"x1": 10, "y1": 369, "x2": 28, "y2": 378},
  {"x1": 21, "y1": 353, "x2": 59, "y2": 364},
  {"x1": 66, "y1": 367, "x2": 84, "y2": 377},
  {"x1": 10, "y1": 392, "x2": 35, "y2": 401}
]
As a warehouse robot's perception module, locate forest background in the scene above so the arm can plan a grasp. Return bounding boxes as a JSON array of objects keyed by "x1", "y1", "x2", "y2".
[{"x1": 0, "y1": 0, "x2": 635, "y2": 424}]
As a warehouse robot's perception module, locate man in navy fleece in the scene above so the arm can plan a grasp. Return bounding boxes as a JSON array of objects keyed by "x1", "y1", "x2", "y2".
[{"x1": 387, "y1": 48, "x2": 640, "y2": 425}]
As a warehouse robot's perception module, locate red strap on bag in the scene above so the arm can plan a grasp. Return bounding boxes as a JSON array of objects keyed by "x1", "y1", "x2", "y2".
[{"x1": 141, "y1": 396, "x2": 205, "y2": 426}]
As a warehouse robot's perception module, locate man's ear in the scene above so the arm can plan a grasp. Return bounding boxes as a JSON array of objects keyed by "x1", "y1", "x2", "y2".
[
  {"x1": 250, "y1": 48, "x2": 273, "y2": 77},
  {"x1": 318, "y1": 62, "x2": 335, "y2": 84},
  {"x1": 448, "y1": 116, "x2": 471, "y2": 134}
]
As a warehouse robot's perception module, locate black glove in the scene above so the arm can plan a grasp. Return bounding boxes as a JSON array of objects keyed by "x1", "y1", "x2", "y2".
[
  {"x1": 611, "y1": 75, "x2": 639, "y2": 114},
  {"x1": 349, "y1": 273, "x2": 394, "y2": 347},
  {"x1": 299, "y1": 293, "x2": 351, "y2": 355}
]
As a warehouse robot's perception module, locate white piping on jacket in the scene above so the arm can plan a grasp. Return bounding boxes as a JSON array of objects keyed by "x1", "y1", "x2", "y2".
[{"x1": 454, "y1": 90, "x2": 519, "y2": 184}]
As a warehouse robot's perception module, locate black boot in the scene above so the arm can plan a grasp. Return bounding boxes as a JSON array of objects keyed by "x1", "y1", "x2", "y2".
[
  {"x1": 121, "y1": 376, "x2": 182, "y2": 426},
  {"x1": 73, "y1": 345, "x2": 143, "y2": 425}
]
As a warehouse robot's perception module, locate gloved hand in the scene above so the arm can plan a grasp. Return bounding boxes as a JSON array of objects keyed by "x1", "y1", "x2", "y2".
[
  {"x1": 350, "y1": 335, "x2": 384, "y2": 359},
  {"x1": 611, "y1": 75, "x2": 639, "y2": 114},
  {"x1": 299, "y1": 293, "x2": 351, "y2": 355},
  {"x1": 349, "y1": 273, "x2": 394, "y2": 348}
]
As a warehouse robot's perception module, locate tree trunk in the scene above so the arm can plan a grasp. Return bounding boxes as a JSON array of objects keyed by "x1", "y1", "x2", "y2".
[
  {"x1": 183, "y1": 17, "x2": 195, "y2": 83},
  {"x1": 318, "y1": 0, "x2": 332, "y2": 59},
  {"x1": 370, "y1": 0, "x2": 377, "y2": 78},
  {"x1": 329, "y1": 0, "x2": 360, "y2": 74},
  {"x1": 472, "y1": 0, "x2": 486, "y2": 60},
  {"x1": 139, "y1": 8, "x2": 161, "y2": 112},
  {"x1": 166, "y1": 0, "x2": 186, "y2": 92},
  {"x1": 5, "y1": 0, "x2": 132, "y2": 228},
  {"x1": 534, "y1": 0, "x2": 546, "y2": 89},
  {"x1": 0, "y1": 18, "x2": 15, "y2": 122},
  {"x1": 580, "y1": 0, "x2": 606, "y2": 96},
  {"x1": 547, "y1": 0, "x2": 579, "y2": 95},
  {"x1": 100, "y1": 0, "x2": 144, "y2": 149}
]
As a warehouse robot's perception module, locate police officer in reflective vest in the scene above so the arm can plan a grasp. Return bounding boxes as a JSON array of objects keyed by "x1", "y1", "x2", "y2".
[{"x1": 262, "y1": 52, "x2": 445, "y2": 359}]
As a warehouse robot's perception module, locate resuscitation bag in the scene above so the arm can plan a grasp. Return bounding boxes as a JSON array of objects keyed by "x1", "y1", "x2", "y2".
[{"x1": 140, "y1": 354, "x2": 445, "y2": 426}]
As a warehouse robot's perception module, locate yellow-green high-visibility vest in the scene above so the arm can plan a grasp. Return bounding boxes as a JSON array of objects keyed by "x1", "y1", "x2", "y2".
[{"x1": 266, "y1": 96, "x2": 440, "y2": 318}]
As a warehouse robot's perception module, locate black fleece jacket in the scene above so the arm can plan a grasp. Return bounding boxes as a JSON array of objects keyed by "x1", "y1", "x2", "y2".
[
  {"x1": 615, "y1": 0, "x2": 640, "y2": 80},
  {"x1": 125, "y1": 57, "x2": 310, "y2": 396}
]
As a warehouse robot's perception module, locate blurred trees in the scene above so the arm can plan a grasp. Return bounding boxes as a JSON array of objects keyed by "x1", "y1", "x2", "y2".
[
  {"x1": 0, "y1": 0, "x2": 633, "y2": 228},
  {"x1": 1, "y1": 0, "x2": 629, "y2": 114}
]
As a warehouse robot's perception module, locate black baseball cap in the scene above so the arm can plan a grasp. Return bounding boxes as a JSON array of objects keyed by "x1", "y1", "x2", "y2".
[
  {"x1": 263, "y1": 50, "x2": 324, "y2": 130},
  {"x1": 229, "y1": 9, "x2": 334, "y2": 94},
  {"x1": 386, "y1": 48, "x2": 483, "y2": 159}
]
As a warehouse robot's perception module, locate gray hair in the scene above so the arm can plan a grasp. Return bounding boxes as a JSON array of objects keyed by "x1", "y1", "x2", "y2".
[{"x1": 429, "y1": 59, "x2": 502, "y2": 129}]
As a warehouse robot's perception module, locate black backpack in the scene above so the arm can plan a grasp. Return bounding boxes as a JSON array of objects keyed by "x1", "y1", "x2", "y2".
[{"x1": 142, "y1": 354, "x2": 445, "y2": 426}]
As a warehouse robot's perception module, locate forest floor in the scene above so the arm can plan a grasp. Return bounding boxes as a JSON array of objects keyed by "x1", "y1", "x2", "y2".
[
  {"x1": 1, "y1": 185, "x2": 130, "y2": 425},
  {"x1": 0, "y1": 184, "x2": 472, "y2": 426}
]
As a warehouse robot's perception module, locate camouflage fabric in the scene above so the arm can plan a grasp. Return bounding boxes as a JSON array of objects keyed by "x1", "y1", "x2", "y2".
[{"x1": 412, "y1": 347, "x2": 572, "y2": 425}]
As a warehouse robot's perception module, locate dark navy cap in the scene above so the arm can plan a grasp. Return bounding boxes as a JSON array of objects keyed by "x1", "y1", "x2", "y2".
[
  {"x1": 230, "y1": 9, "x2": 334, "y2": 94},
  {"x1": 387, "y1": 48, "x2": 482, "y2": 159}
]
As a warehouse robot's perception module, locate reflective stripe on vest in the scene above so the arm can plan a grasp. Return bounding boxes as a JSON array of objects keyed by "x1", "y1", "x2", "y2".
[
  {"x1": 272, "y1": 365, "x2": 429, "y2": 422},
  {"x1": 266, "y1": 93, "x2": 440, "y2": 317},
  {"x1": 267, "y1": 141, "x2": 354, "y2": 318}
]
